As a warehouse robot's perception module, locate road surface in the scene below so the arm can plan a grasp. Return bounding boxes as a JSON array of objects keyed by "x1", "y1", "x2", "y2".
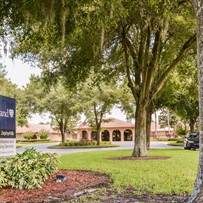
[{"x1": 16, "y1": 141, "x2": 182, "y2": 155}]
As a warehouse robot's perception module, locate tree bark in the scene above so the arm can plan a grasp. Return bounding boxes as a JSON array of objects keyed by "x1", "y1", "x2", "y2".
[
  {"x1": 154, "y1": 111, "x2": 158, "y2": 138},
  {"x1": 146, "y1": 102, "x2": 154, "y2": 149},
  {"x1": 96, "y1": 127, "x2": 100, "y2": 146},
  {"x1": 93, "y1": 103, "x2": 101, "y2": 146},
  {"x1": 186, "y1": 1, "x2": 203, "y2": 202},
  {"x1": 132, "y1": 101, "x2": 147, "y2": 157},
  {"x1": 59, "y1": 120, "x2": 66, "y2": 143},
  {"x1": 189, "y1": 118, "x2": 196, "y2": 132}
]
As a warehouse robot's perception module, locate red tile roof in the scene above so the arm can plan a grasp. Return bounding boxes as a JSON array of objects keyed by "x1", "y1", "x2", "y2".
[
  {"x1": 16, "y1": 124, "x2": 56, "y2": 134},
  {"x1": 77, "y1": 118, "x2": 134, "y2": 129}
]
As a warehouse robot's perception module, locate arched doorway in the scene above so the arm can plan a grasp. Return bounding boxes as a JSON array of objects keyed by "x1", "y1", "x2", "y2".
[
  {"x1": 112, "y1": 130, "x2": 121, "y2": 141},
  {"x1": 124, "y1": 129, "x2": 133, "y2": 141},
  {"x1": 102, "y1": 130, "x2": 110, "y2": 141},
  {"x1": 82, "y1": 130, "x2": 88, "y2": 139},
  {"x1": 91, "y1": 131, "x2": 97, "y2": 141}
]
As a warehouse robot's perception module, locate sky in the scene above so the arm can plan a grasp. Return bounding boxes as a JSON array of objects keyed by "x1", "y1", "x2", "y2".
[
  {"x1": 3, "y1": 57, "x2": 41, "y2": 88},
  {"x1": 2, "y1": 57, "x2": 127, "y2": 124}
]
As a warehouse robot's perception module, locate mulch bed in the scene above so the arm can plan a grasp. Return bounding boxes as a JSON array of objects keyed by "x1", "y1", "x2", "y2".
[
  {"x1": 0, "y1": 158, "x2": 188, "y2": 203},
  {"x1": 0, "y1": 170, "x2": 110, "y2": 203},
  {"x1": 108, "y1": 156, "x2": 171, "y2": 160},
  {"x1": 70, "y1": 188, "x2": 189, "y2": 203}
]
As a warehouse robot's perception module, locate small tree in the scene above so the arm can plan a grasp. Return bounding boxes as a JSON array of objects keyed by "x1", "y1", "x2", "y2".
[
  {"x1": 25, "y1": 77, "x2": 82, "y2": 144},
  {"x1": 81, "y1": 81, "x2": 119, "y2": 145}
]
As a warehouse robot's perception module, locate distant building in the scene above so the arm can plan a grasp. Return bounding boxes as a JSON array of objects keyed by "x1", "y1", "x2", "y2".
[
  {"x1": 70, "y1": 118, "x2": 135, "y2": 142},
  {"x1": 16, "y1": 124, "x2": 61, "y2": 141},
  {"x1": 16, "y1": 118, "x2": 175, "y2": 142}
]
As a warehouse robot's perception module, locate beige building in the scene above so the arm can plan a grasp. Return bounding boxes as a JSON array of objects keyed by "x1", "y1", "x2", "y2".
[
  {"x1": 16, "y1": 118, "x2": 175, "y2": 142},
  {"x1": 69, "y1": 118, "x2": 135, "y2": 142},
  {"x1": 16, "y1": 123, "x2": 61, "y2": 141}
]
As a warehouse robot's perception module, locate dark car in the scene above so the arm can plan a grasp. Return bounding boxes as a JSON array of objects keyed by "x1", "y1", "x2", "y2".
[{"x1": 184, "y1": 132, "x2": 199, "y2": 150}]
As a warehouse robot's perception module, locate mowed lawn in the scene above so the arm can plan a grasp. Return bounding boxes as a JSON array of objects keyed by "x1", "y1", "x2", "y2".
[{"x1": 60, "y1": 149, "x2": 198, "y2": 195}]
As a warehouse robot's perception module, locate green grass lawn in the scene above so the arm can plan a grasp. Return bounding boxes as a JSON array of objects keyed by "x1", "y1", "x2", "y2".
[
  {"x1": 60, "y1": 149, "x2": 198, "y2": 195},
  {"x1": 16, "y1": 141, "x2": 57, "y2": 147}
]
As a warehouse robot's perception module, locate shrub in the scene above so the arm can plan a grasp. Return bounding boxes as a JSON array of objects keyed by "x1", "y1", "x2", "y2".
[
  {"x1": 0, "y1": 148, "x2": 59, "y2": 189},
  {"x1": 68, "y1": 142, "x2": 73, "y2": 146},
  {"x1": 168, "y1": 138, "x2": 183, "y2": 143},
  {"x1": 23, "y1": 133, "x2": 35, "y2": 140},
  {"x1": 155, "y1": 136, "x2": 169, "y2": 141},
  {"x1": 67, "y1": 141, "x2": 77, "y2": 146},
  {"x1": 176, "y1": 127, "x2": 188, "y2": 136},
  {"x1": 62, "y1": 139, "x2": 97, "y2": 146},
  {"x1": 168, "y1": 138, "x2": 178, "y2": 142},
  {"x1": 176, "y1": 139, "x2": 184, "y2": 143},
  {"x1": 39, "y1": 131, "x2": 49, "y2": 139},
  {"x1": 101, "y1": 141, "x2": 111, "y2": 145},
  {"x1": 75, "y1": 142, "x2": 81, "y2": 146}
]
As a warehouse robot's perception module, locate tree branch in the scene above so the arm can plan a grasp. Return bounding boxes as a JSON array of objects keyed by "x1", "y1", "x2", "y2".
[
  {"x1": 125, "y1": 36, "x2": 140, "y2": 87},
  {"x1": 144, "y1": 27, "x2": 162, "y2": 98},
  {"x1": 93, "y1": 103, "x2": 99, "y2": 128},
  {"x1": 144, "y1": 26, "x2": 151, "y2": 68},
  {"x1": 151, "y1": 33, "x2": 196, "y2": 100},
  {"x1": 122, "y1": 28, "x2": 138, "y2": 100}
]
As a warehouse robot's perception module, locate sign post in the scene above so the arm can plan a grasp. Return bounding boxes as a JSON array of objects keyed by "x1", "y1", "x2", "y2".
[{"x1": 0, "y1": 95, "x2": 16, "y2": 156}]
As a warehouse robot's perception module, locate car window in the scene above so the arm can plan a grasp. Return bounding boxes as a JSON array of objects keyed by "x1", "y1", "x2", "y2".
[{"x1": 188, "y1": 132, "x2": 199, "y2": 139}]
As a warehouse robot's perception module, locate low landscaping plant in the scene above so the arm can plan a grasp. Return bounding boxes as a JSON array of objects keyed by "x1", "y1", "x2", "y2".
[
  {"x1": 39, "y1": 131, "x2": 49, "y2": 139},
  {"x1": 154, "y1": 136, "x2": 169, "y2": 141},
  {"x1": 50, "y1": 141, "x2": 118, "y2": 149},
  {"x1": 60, "y1": 140, "x2": 114, "y2": 147},
  {"x1": 62, "y1": 139, "x2": 97, "y2": 147},
  {"x1": 167, "y1": 138, "x2": 184, "y2": 146},
  {"x1": 23, "y1": 133, "x2": 36, "y2": 140},
  {"x1": 168, "y1": 138, "x2": 183, "y2": 142},
  {"x1": 0, "y1": 148, "x2": 59, "y2": 189},
  {"x1": 176, "y1": 126, "x2": 188, "y2": 136}
]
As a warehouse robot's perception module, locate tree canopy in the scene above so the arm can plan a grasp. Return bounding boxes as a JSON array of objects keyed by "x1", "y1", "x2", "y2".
[
  {"x1": 25, "y1": 76, "x2": 82, "y2": 143},
  {"x1": 0, "y1": 0, "x2": 197, "y2": 157}
]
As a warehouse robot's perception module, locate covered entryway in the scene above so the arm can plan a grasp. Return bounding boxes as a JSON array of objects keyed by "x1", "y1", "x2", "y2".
[
  {"x1": 112, "y1": 130, "x2": 121, "y2": 141},
  {"x1": 82, "y1": 130, "x2": 88, "y2": 139},
  {"x1": 124, "y1": 129, "x2": 133, "y2": 141},
  {"x1": 102, "y1": 130, "x2": 110, "y2": 141},
  {"x1": 91, "y1": 131, "x2": 97, "y2": 140}
]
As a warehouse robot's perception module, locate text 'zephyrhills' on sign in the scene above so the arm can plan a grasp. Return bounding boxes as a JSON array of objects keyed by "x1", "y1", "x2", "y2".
[{"x1": 0, "y1": 130, "x2": 16, "y2": 138}]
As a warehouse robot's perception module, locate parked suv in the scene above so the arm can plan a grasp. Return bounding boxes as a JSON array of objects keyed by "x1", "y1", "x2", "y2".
[{"x1": 184, "y1": 132, "x2": 199, "y2": 150}]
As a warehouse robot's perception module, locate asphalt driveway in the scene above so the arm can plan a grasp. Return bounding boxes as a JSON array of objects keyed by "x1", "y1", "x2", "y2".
[{"x1": 16, "y1": 141, "x2": 183, "y2": 155}]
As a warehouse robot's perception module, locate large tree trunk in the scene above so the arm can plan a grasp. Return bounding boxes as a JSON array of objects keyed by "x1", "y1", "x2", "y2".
[
  {"x1": 93, "y1": 103, "x2": 101, "y2": 146},
  {"x1": 186, "y1": 1, "x2": 203, "y2": 202},
  {"x1": 146, "y1": 103, "x2": 153, "y2": 149},
  {"x1": 154, "y1": 111, "x2": 158, "y2": 138},
  {"x1": 132, "y1": 101, "x2": 147, "y2": 157},
  {"x1": 59, "y1": 121, "x2": 66, "y2": 143},
  {"x1": 96, "y1": 127, "x2": 100, "y2": 146},
  {"x1": 189, "y1": 118, "x2": 196, "y2": 132}
]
